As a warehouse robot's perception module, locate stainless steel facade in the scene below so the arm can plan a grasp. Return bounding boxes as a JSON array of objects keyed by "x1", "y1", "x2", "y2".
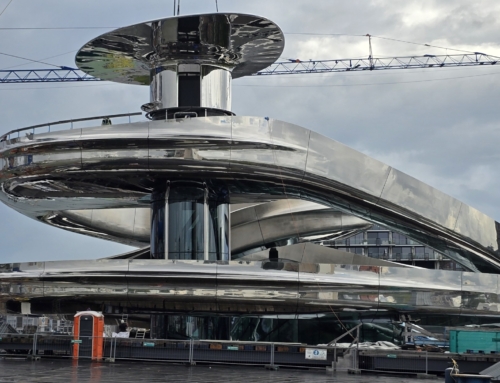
[
  {"x1": 0, "y1": 12, "x2": 499, "y2": 317},
  {"x1": 1, "y1": 259, "x2": 499, "y2": 316},
  {"x1": 0, "y1": 116, "x2": 498, "y2": 272},
  {"x1": 75, "y1": 13, "x2": 284, "y2": 114}
]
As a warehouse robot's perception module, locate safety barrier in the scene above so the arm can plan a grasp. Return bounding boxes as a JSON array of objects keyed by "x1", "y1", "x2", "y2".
[
  {"x1": 0, "y1": 333, "x2": 356, "y2": 370},
  {"x1": 0, "y1": 112, "x2": 143, "y2": 141}
]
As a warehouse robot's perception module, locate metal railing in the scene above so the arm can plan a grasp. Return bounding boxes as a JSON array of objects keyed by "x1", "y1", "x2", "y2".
[
  {"x1": 0, "y1": 333, "x2": 352, "y2": 370},
  {"x1": 327, "y1": 323, "x2": 362, "y2": 372},
  {"x1": 0, "y1": 112, "x2": 143, "y2": 142},
  {"x1": 2, "y1": 332, "x2": 470, "y2": 375}
]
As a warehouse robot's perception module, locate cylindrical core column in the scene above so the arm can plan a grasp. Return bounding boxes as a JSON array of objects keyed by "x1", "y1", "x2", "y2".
[
  {"x1": 149, "y1": 64, "x2": 231, "y2": 112},
  {"x1": 150, "y1": 182, "x2": 230, "y2": 261},
  {"x1": 150, "y1": 188, "x2": 168, "y2": 259}
]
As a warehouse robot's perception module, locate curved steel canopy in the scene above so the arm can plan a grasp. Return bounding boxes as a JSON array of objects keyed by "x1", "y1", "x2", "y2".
[
  {"x1": 75, "y1": 13, "x2": 285, "y2": 84},
  {"x1": 0, "y1": 116, "x2": 498, "y2": 272}
]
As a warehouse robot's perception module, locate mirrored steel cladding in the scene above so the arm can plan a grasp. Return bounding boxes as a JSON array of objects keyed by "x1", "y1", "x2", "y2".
[
  {"x1": 47, "y1": 200, "x2": 371, "y2": 254},
  {"x1": 1, "y1": 260, "x2": 500, "y2": 315},
  {"x1": 75, "y1": 13, "x2": 285, "y2": 84},
  {"x1": 0, "y1": 116, "x2": 499, "y2": 271}
]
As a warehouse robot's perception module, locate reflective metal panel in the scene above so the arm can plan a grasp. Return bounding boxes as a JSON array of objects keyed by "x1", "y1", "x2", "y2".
[
  {"x1": 461, "y1": 272, "x2": 500, "y2": 314},
  {"x1": 201, "y1": 66, "x2": 231, "y2": 111},
  {"x1": 150, "y1": 67, "x2": 178, "y2": 109},
  {"x1": 298, "y1": 264, "x2": 381, "y2": 312},
  {"x1": 148, "y1": 117, "x2": 232, "y2": 174},
  {"x1": 305, "y1": 130, "x2": 391, "y2": 198},
  {"x1": 2, "y1": 259, "x2": 500, "y2": 315},
  {"x1": 127, "y1": 259, "x2": 218, "y2": 312},
  {"x1": 380, "y1": 168, "x2": 462, "y2": 232},
  {"x1": 242, "y1": 242, "x2": 407, "y2": 268},
  {"x1": 1, "y1": 116, "x2": 500, "y2": 272},
  {"x1": 41, "y1": 259, "x2": 129, "y2": 302},
  {"x1": 75, "y1": 13, "x2": 285, "y2": 84},
  {"x1": 217, "y1": 261, "x2": 299, "y2": 313},
  {"x1": 0, "y1": 262, "x2": 44, "y2": 300},
  {"x1": 454, "y1": 204, "x2": 499, "y2": 252},
  {"x1": 81, "y1": 121, "x2": 149, "y2": 172},
  {"x1": 378, "y1": 267, "x2": 462, "y2": 313}
]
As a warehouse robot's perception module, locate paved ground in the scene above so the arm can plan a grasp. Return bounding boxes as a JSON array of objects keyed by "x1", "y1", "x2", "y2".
[{"x1": 0, "y1": 358, "x2": 441, "y2": 382}]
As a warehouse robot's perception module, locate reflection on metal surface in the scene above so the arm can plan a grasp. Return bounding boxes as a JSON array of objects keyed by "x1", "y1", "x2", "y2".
[
  {"x1": 1, "y1": 259, "x2": 500, "y2": 316},
  {"x1": 45, "y1": 200, "x2": 370, "y2": 253},
  {"x1": 75, "y1": 13, "x2": 284, "y2": 84},
  {"x1": 76, "y1": 13, "x2": 283, "y2": 117},
  {"x1": 0, "y1": 116, "x2": 499, "y2": 271},
  {"x1": 1, "y1": 11, "x2": 500, "y2": 318},
  {"x1": 231, "y1": 200, "x2": 371, "y2": 256},
  {"x1": 240, "y1": 242, "x2": 408, "y2": 268}
]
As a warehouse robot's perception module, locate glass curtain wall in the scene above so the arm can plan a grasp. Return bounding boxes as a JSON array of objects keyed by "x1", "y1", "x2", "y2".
[{"x1": 151, "y1": 182, "x2": 229, "y2": 261}]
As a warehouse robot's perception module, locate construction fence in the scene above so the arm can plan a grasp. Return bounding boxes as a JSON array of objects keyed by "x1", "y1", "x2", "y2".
[
  {"x1": 1, "y1": 333, "x2": 493, "y2": 375},
  {"x1": 0, "y1": 333, "x2": 356, "y2": 370}
]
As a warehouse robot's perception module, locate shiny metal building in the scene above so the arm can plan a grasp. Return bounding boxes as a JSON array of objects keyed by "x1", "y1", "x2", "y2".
[{"x1": 1, "y1": 13, "x2": 500, "y2": 319}]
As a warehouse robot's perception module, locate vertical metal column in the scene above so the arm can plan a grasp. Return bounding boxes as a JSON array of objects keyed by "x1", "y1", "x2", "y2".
[
  {"x1": 150, "y1": 185, "x2": 169, "y2": 259},
  {"x1": 150, "y1": 181, "x2": 230, "y2": 260}
]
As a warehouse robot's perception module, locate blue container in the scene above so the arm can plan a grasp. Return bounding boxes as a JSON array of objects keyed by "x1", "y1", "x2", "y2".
[{"x1": 449, "y1": 328, "x2": 500, "y2": 354}]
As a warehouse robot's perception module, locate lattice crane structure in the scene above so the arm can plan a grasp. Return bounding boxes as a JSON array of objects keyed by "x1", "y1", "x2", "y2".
[{"x1": 0, "y1": 53, "x2": 498, "y2": 83}]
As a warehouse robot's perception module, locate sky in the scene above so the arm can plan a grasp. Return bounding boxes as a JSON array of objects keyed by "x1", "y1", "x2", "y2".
[{"x1": 0, "y1": 0, "x2": 500, "y2": 263}]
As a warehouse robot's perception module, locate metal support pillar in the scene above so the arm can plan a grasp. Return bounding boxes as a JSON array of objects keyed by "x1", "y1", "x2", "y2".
[{"x1": 150, "y1": 181, "x2": 230, "y2": 261}]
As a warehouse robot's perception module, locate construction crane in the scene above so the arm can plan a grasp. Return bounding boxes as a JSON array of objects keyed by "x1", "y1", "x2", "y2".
[{"x1": 0, "y1": 53, "x2": 498, "y2": 83}]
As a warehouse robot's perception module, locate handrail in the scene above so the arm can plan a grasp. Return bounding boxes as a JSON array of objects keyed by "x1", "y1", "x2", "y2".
[
  {"x1": 327, "y1": 323, "x2": 362, "y2": 346},
  {"x1": 0, "y1": 112, "x2": 143, "y2": 141}
]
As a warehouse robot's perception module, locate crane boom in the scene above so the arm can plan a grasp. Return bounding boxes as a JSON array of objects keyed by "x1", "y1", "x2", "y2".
[{"x1": 0, "y1": 53, "x2": 498, "y2": 83}]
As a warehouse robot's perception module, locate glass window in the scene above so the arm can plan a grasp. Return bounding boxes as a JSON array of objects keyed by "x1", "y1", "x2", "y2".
[
  {"x1": 368, "y1": 247, "x2": 388, "y2": 259},
  {"x1": 392, "y1": 232, "x2": 408, "y2": 245},
  {"x1": 367, "y1": 232, "x2": 389, "y2": 245},
  {"x1": 367, "y1": 232, "x2": 378, "y2": 244},
  {"x1": 346, "y1": 233, "x2": 364, "y2": 245},
  {"x1": 168, "y1": 200, "x2": 205, "y2": 260},
  {"x1": 396, "y1": 247, "x2": 412, "y2": 260}
]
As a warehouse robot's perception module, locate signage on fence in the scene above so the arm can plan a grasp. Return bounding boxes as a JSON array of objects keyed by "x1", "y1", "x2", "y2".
[
  {"x1": 143, "y1": 342, "x2": 155, "y2": 347},
  {"x1": 71, "y1": 340, "x2": 82, "y2": 344},
  {"x1": 305, "y1": 348, "x2": 327, "y2": 360},
  {"x1": 227, "y1": 346, "x2": 239, "y2": 351}
]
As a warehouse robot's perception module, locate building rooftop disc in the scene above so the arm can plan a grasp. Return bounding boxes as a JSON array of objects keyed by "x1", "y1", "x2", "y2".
[{"x1": 75, "y1": 13, "x2": 285, "y2": 85}]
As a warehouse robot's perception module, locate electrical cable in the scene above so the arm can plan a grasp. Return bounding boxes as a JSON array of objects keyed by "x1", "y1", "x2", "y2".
[
  {"x1": 235, "y1": 70, "x2": 500, "y2": 88},
  {"x1": 0, "y1": 51, "x2": 61, "y2": 68},
  {"x1": 370, "y1": 35, "x2": 477, "y2": 54},
  {"x1": 285, "y1": 32, "x2": 366, "y2": 37},
  {"x1": 284, "y1": 32, "x2": 478, "y2": 54},
  {"x1": 0, "y1": 0, "x2": 13, "y2": 18},
  {"x1": 0, "y1": 50, "x2": 77, "y2": 70},
  {"x1": 0, "y1": 27, "x2": 117, "y2": 30}
]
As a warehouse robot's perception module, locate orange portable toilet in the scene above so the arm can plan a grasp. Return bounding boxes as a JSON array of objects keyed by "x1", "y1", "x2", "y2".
[{"x1": 73, "y1": 311, "x2": 104, "y2": 361}]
